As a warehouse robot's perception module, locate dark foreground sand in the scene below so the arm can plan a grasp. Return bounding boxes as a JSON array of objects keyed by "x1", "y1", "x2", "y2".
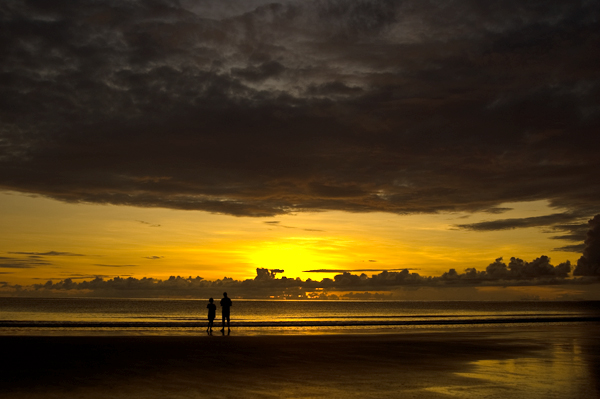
[{"x1": 1, "y1": 325, "x2": 599, "y2": 399}]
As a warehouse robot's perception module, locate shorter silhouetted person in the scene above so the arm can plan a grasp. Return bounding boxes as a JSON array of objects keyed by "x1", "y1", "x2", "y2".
[
  {"x1": 220, "y1": 292, "x2": 232, "y2": 332},
  {"x1": 206, "y1": 298, "x2": 216, "y2": 333}
]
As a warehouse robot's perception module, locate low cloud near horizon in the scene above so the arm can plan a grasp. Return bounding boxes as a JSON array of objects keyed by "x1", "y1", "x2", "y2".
[
  {"x1": 7, "y1": 214, "x2": 600, "y2": 297},
  {"x1": 1, "y1": 254, "x2": 596, "y2": 299},
  {"x1": 1, "y1": 0, "x2": 599, "y2": 223}
]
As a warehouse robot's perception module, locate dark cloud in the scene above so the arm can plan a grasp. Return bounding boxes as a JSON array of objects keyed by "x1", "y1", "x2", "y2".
[
  {"x1": 263, "y1": 220, "x2": 312, "y2": 229},
  {"x1": 483, "y1": 208, "x2": 513, "y2": 214},
  {"x1": 8, "y1": 251, "x2": 85, "y2": 256},
  {"x1": 548, "y1": 223, "x2": 590, "y2": 242},
  {"x1": 0, "y1": 0, "x2": 599, "y2": 218},
  {"x1": 457, "y1": 213, "x2": 596, "y2": 253},
  {"x1": 143, "y1": 256, "x2": 164, "y2": 259},
  {"x1": 574, "y1": 215, "x2": 600, "y2": 276},
  {"x1": 0, "y1": 253, "x2": 53, "y2": 268},
  {"x1": 11, "y1": 256, "x2": 594, "y2": 298},
  {"x1": 0, "y1": 263, "x2": 37, "y2": 269},
  {"x1": 547, "y1": 221, "x2": 590, "y2": 252},
  {"x1": 36, "y1": 274, "x2": 116, "y2": 280},
  {"x1": 465, "y1": 256, "x2": 573, "y2": 281},
  {"x1": 61, "y1": 274, "x2": 118, "y2": 279},
  {"x1": 306, "y1": 81, "x2": 363, "y2": 97},
  {"x1": 0, "y1": 259, "x2": 50, "y2": 268},
  {"x1": 265, "y1": 221, "x2": 295, "y2": 229},
  {"x1": 553, "y1": 243, "x2": 586, "y2": 253},
  {"x1": 455, "y1": 212, "x2": 587, "y2": 231},
  {"x1": 137, "y1": 221, "x2": 161, "y2": 227},
  {"x1": 231, "y1": 60, "x2": 286, "y2": 82},
  {"x1": 303, "y1": 268, "x2": 414, "y2": 273}
]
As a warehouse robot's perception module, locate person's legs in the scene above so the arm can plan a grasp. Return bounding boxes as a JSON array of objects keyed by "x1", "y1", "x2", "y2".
[{"x1": 221, "y1": 312, "x2": 230, "y2": 331}]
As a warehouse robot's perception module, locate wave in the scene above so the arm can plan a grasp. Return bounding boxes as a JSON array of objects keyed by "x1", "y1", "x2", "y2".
[{"x1": 1, "y1": 316, "x2": 599, "y2": 328}]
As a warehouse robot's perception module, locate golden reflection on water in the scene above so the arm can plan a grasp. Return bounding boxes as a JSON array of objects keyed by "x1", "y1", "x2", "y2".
[{"x1": 425, "y1": 326, "x2": 598, "y2": 398}]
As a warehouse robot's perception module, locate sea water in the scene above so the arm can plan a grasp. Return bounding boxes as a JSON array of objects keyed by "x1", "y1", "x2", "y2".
[{"x1": 1, "y1": 297, "x2": 599, "y2": 335}]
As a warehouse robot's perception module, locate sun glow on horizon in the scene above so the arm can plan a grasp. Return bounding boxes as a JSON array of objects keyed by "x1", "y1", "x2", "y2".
[
  {"x1": 0, "y1": 192, "x2": 584, "y2": 285},
  {"x1": 246, "y1": 238, "x2": 348, "y2": 279}
]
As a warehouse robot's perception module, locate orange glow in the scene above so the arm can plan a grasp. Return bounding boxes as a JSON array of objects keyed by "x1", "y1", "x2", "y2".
[{"x1": 0, "y1": 192, "x2": 581, "y2": 285}]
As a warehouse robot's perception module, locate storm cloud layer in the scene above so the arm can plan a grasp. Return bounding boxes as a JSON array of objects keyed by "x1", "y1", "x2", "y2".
[
  {"x1": 574, "y1": 215, "x2": 600, "y2": 275},
  {"x1": 1, "y1": 0, "x2": 599, "y2": 217}
]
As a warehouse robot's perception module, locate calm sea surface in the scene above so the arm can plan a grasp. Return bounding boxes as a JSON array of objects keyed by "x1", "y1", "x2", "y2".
[{"x1": 1, "y1": 298, "x2": 599, "y2": 335}]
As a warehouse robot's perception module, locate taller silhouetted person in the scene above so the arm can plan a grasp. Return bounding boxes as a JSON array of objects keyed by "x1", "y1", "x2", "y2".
[{"x1": 220, "y1": 292, "x2": 232, "y2": 332}]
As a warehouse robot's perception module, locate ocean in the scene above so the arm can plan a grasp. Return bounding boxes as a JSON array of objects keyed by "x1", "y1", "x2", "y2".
[
  {"x1": 2, "y1": 298, "x2": 600, "y2": 398},
  {"x1": 1, "y1": 297, "x2": 599, "y2": 335}
]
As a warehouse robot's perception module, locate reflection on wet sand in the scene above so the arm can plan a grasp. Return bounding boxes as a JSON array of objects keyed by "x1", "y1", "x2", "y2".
[
  {"x1": 1, "y1": 324, "x2": 598, "y2": 399},
  {"x1": 427, "y1": 324, "x2": 599, "y2": 398}
]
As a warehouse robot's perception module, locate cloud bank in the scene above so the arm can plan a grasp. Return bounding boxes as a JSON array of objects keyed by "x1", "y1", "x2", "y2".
[
  {"x1": 2, "y1": 254, "x2": 596, "y2": 299},
  {"x1": 0, "y1": 0, "x2": 599, "y2": 218},
  {"x1": 3, "y1": 214, "x2": 600, "y2": 296},
  {"x1": 574, "y1": 215, "x2": 600, "y2": 276}
]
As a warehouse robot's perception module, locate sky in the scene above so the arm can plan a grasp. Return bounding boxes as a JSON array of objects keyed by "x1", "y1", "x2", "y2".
[{"x1": 1, "y1": 0, "x2": 599, "y2": 299}]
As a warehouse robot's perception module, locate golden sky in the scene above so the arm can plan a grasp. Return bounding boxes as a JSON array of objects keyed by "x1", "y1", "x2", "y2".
[
  {"x1": 1, "y1": 1, "x2": 599, "y2": 297},
  {"x1": 0, "y1": 191, "x2": 579, "y2": 285}
]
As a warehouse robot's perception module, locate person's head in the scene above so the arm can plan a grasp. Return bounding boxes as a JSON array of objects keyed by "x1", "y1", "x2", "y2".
[
  {"x1": 209, "y1": 298, "x2": 213, "y2": 303},
  {"x1": 223, "y1": 292, "x2": 228, "y2": 297}
]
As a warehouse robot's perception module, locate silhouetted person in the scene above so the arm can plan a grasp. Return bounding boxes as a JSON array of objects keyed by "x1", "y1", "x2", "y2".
[
  {"x1": 220, "y1": 292, "x2": 232, "y2": 332},
  {"x1": 206, "y1": 297, "x2": 216, "y2": 333}
]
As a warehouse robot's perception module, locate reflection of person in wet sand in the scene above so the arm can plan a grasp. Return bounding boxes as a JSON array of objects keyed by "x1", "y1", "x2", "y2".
[
  {"x1": 206, "y1": 298, "x2": 216, "y2": 333},
  {"x1": 220, "y1": 292, "x2": 232, "y2": 332}
]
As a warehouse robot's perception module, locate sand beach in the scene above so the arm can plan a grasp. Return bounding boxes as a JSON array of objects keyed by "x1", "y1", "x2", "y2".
[{"x1": 1, "y1": 324, "x2": 598, "y2": 399}]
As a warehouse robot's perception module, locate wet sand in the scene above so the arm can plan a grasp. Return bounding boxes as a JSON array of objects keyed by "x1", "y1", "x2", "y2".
[{"x1": 1, "y1": 325, "x2": 598, "y2": 398}]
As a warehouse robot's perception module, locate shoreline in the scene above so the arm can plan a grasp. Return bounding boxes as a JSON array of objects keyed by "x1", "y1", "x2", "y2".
[
  {"x1": 1, "y1": 319, "x2": 600, "y2": 337},
  {"x1": 2, "y1": 324, "x2": 598, "y2": 398},
  {"x1": 2, "y1": 315, "x2": 599, "y2": 327}
]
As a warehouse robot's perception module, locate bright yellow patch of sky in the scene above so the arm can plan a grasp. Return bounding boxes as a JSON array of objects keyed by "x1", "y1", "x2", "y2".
[{"x1": 0, "y1": 191, "x2": 579, "y2": 285}]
